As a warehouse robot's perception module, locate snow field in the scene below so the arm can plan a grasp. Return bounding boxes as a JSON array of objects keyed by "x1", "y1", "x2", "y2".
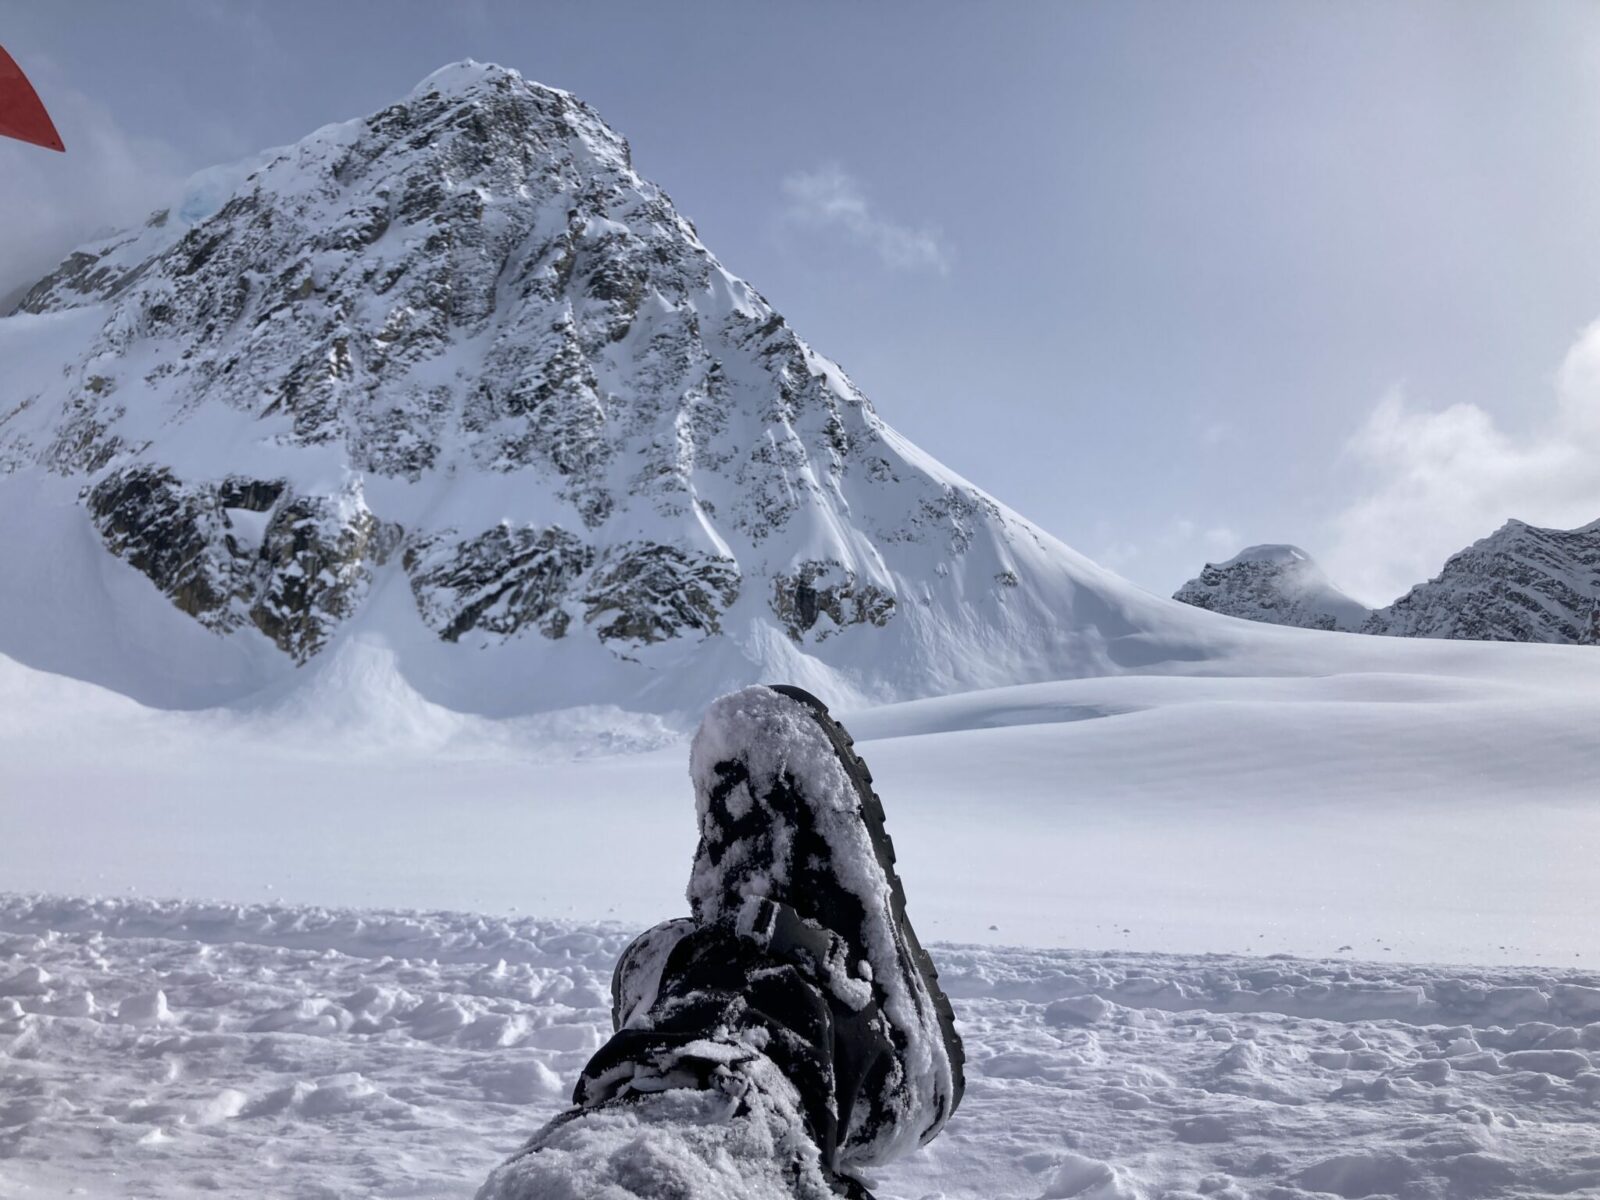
[
  {"x1": 1, "y1": 896, "x2": 1597, "y2": 1199},
  {"x1": 4, "y1": 642, "x2": 1599, "y2": 967}
]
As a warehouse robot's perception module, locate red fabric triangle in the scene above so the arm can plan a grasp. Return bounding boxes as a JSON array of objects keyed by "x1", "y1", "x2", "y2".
[{"x1": 0, "y1": 44, "x2": 65, "y2": 152}]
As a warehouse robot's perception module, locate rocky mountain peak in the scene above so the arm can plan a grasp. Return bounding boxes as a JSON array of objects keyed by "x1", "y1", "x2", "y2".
[
  {"x1": 1175, "y1": 520, "x2": 1600, "y2": 647},
  {"x1": 0, "y1": 63, "x2": 1184, "y2": 713},
  {"x1": 21, "y1": 62, "x2": 633, "y2": 318},
  {"x1": 1363, "y1": 517, "x2": 1600, "y2": 644},
  {"x1": 1174, "y1": 544, "x2": 1370, "y2": 632},
  {"x1": 1219, "y1": 544, "x2": 1311, "y2": 567}
]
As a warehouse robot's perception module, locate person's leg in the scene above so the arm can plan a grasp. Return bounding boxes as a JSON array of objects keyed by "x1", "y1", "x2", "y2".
[
  {"x1": 477, "y1": 685, "x2": 963, "y2": 1199},
  {"x1": 479, "y1": 921, "x2": 852, "y2": 1200}
]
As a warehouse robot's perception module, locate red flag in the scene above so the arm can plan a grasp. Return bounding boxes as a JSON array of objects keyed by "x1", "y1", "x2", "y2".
[{"x1": 0, "y1": 44, "x2": 65, "y2": 152}]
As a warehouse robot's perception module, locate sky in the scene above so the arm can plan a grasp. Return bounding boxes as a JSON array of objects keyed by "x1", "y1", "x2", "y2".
[{"x1": 5, "y1": 0, "x2": 1600, "y2": 606}]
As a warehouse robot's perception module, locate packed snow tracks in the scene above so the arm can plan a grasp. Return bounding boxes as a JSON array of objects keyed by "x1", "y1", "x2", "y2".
[{"x1": 1, "y1": 895, "x2": 1596, "y2": 1199}]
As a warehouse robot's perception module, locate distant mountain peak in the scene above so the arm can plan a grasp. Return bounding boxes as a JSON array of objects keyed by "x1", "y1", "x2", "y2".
[
  {"x1": 1174, "y1": 545, "x2": 1369, "y2": 633},
  {"x1": 1179, "y1": 520, "x2": 1600, "y2": 647},
  {"x1": 410, "y1": 58, "x2": 529, "y2": 94},
  {"x1": 1218, "y1": 543, "x2": 1312, "y2": 568},
  {"x1": 1363, "y1": 517, "x2": 1600, "y2": 644}
]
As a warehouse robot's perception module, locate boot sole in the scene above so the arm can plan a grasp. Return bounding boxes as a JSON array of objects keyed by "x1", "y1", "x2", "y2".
[{"x1": 768, "y1": 684, "x2": 966, "y2": 1134}]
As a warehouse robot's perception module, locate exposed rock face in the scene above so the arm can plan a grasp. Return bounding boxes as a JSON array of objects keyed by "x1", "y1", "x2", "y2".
[
  {"x1": 773, "y1": 560, "x2": 896, "y2": 643},
  {"x1": 1364, "y1": 519, "x2": 1600, "y2": 644},
  {"x1": 581, "y1": 543, "x2": 740, "y2": 645},
  {"x1": 1174, "y1": 545, "x2": 1370, "y2": 633},
  {"x1": 87, "y1": 466, "x2": 254, "y2": 626},
  {"x1": 406, "y1": 526, "x2": 592, "y2": 643},
  {"x1": 85, "y1": 467, "x2": 395, "y2": 661},
  {"x1": 249, "y1": 495, "x2": 400, "y2": 659},
  {"x1": 1, "y1": 61, "x2": 1171, "y2": 709}
]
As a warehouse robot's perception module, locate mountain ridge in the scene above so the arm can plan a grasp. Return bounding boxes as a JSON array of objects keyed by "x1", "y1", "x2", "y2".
[
  {"x1": 1174, "y1": 522, "x2": 1600, "y2": 646},
  {"x1": 1362, "y1": 517, "x2": 1600, "y2": 644}
]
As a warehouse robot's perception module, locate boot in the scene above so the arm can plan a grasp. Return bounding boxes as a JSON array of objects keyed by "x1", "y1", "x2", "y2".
[
  {"x1": 683, "y1": 684, "x2": 964, "y2": 1166},
  {"x1": 482, "y1": 685, "x2": 963, "y2": 1199}
]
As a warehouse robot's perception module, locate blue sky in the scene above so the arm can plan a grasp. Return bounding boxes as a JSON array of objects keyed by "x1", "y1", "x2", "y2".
[{"x1": 6, "y1": 0, "x2": 1600, "y2": 604}]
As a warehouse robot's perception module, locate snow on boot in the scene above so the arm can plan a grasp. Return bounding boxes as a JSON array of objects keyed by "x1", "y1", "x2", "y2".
[
  {"x1": 478, "y1": 684, "x2": 961, "y2": 1199},
  {"x1": 610, "y1": 915, "x2": 696, "y2": 1029},
  {"x1": 481, "y1": 920, "x2": 868, "y2": 1200},
  {"x1": 688, "y1": 684, "x2": 965, "y2": 1167}
]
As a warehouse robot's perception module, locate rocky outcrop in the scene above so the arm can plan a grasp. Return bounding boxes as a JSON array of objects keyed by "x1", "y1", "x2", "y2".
[
  {"x1": 1174, "y1": 545, "x2": 1370, "y2": 632},
  {"x1": 1364, "y1": 519, "x2": 1600, "y2": 644},
  {"x1": 581, "y1": 543, "x2": 740, "y2": 645},
  {"x1": 86, "y1": 467, "x2": 396, "y2": 661},
  {"x1": 405, "y1": 526, "x2": 592, "y2": 642},
  {"x1": 248, "y1": 495, "x2": 401, "y2": 660},
  {"x1": 87, "y1": 466, "x2": 254, "y2": 627},
  {"x1": 772, "y1": 560, "x2": 896, "y2": 642}
]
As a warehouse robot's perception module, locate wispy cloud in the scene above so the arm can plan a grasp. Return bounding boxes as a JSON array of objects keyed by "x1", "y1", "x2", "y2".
[
  {"x1": 1323, "y1": 321, "x2": 1600, "y2": 605},
  {"x1": 0, "y1": 57, "x2": 188, "y2": 306},
  {"x1": 780, "y1": 164, "x2": 951, "y2": 275}
]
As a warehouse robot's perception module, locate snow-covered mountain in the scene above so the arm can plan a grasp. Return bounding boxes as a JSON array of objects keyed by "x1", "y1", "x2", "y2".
[
  {"x1": 0, "y1": 61, "x2": 1227, "y2": 716},
  {"x1": 1363, "y1": 518, "x2": 1600, "y2": 644},
  {"x1": 1172, "y1": 544, "x2": 1370, "y2": 632},
  {"x1": 1175, "y1": 524, "x2": 1600, "y2": 647}
]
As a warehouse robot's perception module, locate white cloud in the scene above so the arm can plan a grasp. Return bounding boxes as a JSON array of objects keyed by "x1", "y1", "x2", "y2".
[
  {"x1": 0, "y1": 61, "x2": 187, "y2": 306},
  {"x1": 780, "y1": 164, "x2": 951, "y2": 275},
  {"x1": 1323, "y1": 320, "x2": 1600, "y2": 606}
]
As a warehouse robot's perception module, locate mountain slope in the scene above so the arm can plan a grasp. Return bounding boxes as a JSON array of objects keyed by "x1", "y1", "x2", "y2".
[
  {"x1": 1173, "y1": 544, "x2": 1370, "y2": 632},
  {"x1": 0, "y1": 62, "x2": 1235, "y2": 716},
  {"x1": 1364, "y1": 518, "x2": 1600, "y2": 644}
]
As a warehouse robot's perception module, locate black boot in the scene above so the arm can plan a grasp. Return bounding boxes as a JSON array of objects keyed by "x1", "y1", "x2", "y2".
[
  {"x1": 585, "y1": 917, "x2": 886, "y2": 1194},
  {"x1": 481, "y1": 685, "x2": 963, "y2": 1200},
  {"x1": 685, "y1": 684, "x2": 964, "y2": 1166},
  {"x1": 483, "y1": 914, "x2": 855, "y2": 1199}
]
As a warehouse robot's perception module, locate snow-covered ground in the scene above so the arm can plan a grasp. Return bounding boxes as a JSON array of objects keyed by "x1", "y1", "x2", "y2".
[
  {"x1": 5, "y1": 614, "x2": 1600, "y2": 1195},
  {"x1": 1, "y1": 895, "x2": 1597, "y2": 1200},
  {"x1": 3, "y1": 632, "x2": 1599, "y2": 967}
]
